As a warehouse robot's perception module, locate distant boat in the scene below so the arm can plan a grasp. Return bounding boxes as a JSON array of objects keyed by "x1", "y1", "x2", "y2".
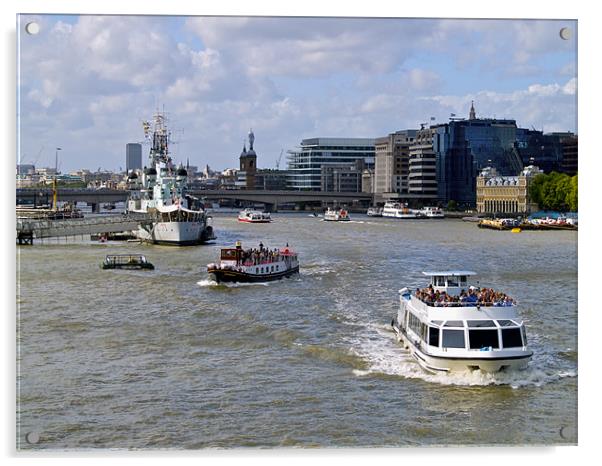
[
  {"x1": 366, "y1": 207, "x2": 383, "y2": 217},
  {"x1": 101, "y1": 254, "x2": 154, "y2": 270},
  {"x1": 323, "y1": 208, "x2": 350, "y2": 222},
  {"x1": 419, "y1": 206, "x2": 445, "y2": 218},
  {"x1": 382, "y1": 201, "x2": 425, "y2": 219},
  {"x1": 238, "y1": 208, "x2": 272, "y2": 223}
]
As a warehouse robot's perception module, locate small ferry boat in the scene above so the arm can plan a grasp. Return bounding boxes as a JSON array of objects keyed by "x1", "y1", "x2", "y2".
[
  {"x1": 382, "y1": 201, "x2": 426, "y2": 219},
  {"x1": 323, "y1": 208, "x2": 350, "y2": 222},
  {"x1": 366, "y1": 207, "x2": 383, "y2": 217},
  {"x1": 391, "y1": 271, "x2": 532, "y2": 373},
  {"x1": 238, "y1": 208, "x2": 272, "y2": 223},
  {"x1": 207, "y1": 242, "x2": 299, "y2": 283},
  {"x1": 419, "y1": 206, "x2": 445, "y2": 218},
  {"x1": 102, "y1": 254, "x2": 154, "y2": 270}
]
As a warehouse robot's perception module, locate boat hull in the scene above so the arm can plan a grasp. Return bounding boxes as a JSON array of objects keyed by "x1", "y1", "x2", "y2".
[
  {"x1": 393, "y1": 325, "x2": 532, "y2": 373},
  {"x1": 238, "y1": 218, "x2": 272, "y2": 223},
  {"x1": 134, "y1": 221, "x2": 215, "y2": 245},
  {"x1": 208, "y1": 265, "x2": 299, "y2": 283},
  {"x1": 382, "y1": 211, "x2": 426, "y2": 219}
]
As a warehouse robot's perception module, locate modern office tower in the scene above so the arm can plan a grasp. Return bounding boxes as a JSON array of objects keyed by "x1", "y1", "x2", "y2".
[
  {"x1": 408, "y1": 127, "x2": 438, "y2": 202},
  {"x1": 320, "y1": 159, "x2": 365, "y2": 193},
  {"x1": 559, "y1": 134, "x2": 578, "y2": 176},
  {"x1": 254, "y1": 169, "x2": 290, "y2": 190},
  {"x1": 433, "y1": 102, "x2": 522, "y2": 207},
  {"x1": 374, "y1": 130, "x2": 418, "y2": 195},
  {"x1": 126, "y1": 143, "x2": 142, "y2": 172},
  {"x1": 287, "y1": 138, "x2": 375, "y2": 191},
  {"x1": 514, "y1": 129, "x2": 568, "y2": 174}
]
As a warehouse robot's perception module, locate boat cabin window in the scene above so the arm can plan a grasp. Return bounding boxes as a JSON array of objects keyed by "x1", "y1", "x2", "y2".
[
  {"x1": 496, "y1": 319, "x2": 517, "y2": 327},
  {"x1": 221, "y1": 249, "x2": 238, "y2": 260},
  {"x1": 428, "y1": 327, "x2": 440, "y2": 347},
  {"x1": 459, "y1": 275, "x2": 467, "y2": 286},
  {"x1": 521, "y1": 326, "x2": 528, "y2": 345},
  {"x1": 408, "y1": 313, "x2": 426, "y2": 343},
  {"x1": 433, "y1": 276, "x2": 445, "y2": 287},
  {"x1": 501, "y1": 328, "x2": 523, "y2": 348},
  {"x1": 447, "y1": 276, "x2": 459, "y2": 287},
  {"x1": 468, "y1": 329, "x2": 500, "y2": 350},
  {"x1": 444, "y1": 320, "x2": 464, "y2": 327},
  {"x1": 467, "y1": 320, "x2": 496, "y2": 328},
  {"x1": 442, "y1": 329, "x2": 465, "y2": 349}
]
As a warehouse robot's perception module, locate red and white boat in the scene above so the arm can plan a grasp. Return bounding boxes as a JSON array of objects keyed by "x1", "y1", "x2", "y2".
[
  {"x1": 323, "y1": 208, "x2": 350, "y2": 222},
  {"x1": 207, "y1": 242, "x2": 299, "y2": 283}
]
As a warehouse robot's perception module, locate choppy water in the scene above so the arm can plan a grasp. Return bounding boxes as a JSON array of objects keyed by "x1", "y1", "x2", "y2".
[{"x1": 16, "y1": 214, "x2": 578, "y2": 449}]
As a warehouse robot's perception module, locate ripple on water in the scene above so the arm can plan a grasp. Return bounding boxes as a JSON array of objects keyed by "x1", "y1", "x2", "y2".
[{"x1": 17, "y1": 217, "x2": 577, "y2": 448}]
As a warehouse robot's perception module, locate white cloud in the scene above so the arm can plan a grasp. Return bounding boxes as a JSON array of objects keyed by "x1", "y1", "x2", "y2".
[
  {"x1": 424, "y1": 78, "x2": 577, "y2": 132},
  {"x1": 17, "y1": 15, "x2": 577, "y2": 172}
]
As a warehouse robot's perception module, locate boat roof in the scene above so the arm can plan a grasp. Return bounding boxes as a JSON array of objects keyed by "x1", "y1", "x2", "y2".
[{"x1": 422, "y1": 271, "x2": 477, "y2": 276}]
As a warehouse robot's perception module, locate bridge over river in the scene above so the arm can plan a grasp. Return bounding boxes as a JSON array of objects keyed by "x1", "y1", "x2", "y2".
[{"x1": 16, "y1": 188, "x2": 374, "y2": 211}]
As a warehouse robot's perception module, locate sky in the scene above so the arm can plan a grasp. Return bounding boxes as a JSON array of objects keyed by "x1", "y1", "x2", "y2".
[{"x1": 17, "y1": 14, "x2": 577, "y2": 173}]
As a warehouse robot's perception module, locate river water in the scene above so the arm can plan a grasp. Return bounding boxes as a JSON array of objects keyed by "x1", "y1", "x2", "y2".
[{"x1": 16, "y1": 214, "x2": 578, "y2": 449}]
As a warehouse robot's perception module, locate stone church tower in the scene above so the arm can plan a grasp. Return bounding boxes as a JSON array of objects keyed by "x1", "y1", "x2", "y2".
[{"x1": 239, "y1": 129, "x2": 257, "y2": 189}]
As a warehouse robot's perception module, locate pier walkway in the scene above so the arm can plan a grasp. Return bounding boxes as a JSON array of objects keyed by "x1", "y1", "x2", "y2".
[{"x1": 16, "y1": 213, "x2": 150, "y2": 244}]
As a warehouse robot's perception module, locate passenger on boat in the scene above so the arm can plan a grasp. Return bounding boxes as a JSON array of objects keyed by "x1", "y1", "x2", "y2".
[{"x1": 414, "y1": 285, "x2": 515, "y2": 307}]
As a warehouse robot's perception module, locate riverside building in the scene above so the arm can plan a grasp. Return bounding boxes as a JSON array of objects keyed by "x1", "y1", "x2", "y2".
[
  {"x1": 320, "y1": 160, "x2": 365, "y2": 193},
  {"x1": 408, "y1": 127, "x2": 438, "y2": 202},
  {"x1": 286, "y1": 137, "x2": 375, "y2": 191},
  {"x1": 126, "y1": 143, "x2": 142, "y2": 173},
  {"x1": 433, "y1": 102, "x2": 522, "y2": 207},
  {"x1": 476, "y1": 165, "x2": 542, "y2": 215},
  {"x1": 374, "y1": 130, "x2": 417, "y2": 196}
]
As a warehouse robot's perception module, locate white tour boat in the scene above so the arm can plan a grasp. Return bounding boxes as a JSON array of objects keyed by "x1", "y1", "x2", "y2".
[
  {"x1": 207, "y1": 241, "x2": 299, "y2": 283},
  {"x1": 127, "y1": 111, "x2": 215, "y2": 245},
  {"x1": 323, "y1": 208, "x2": 350, "y2": 222},
  {"x1": 238, "y1": 208, "x2": 272, "y2": 223},
  {"x1": 366, "y1": 207, "x2": 383, "y2": 217},
  {"x1": 391, "y1": 271, "x2": 532, "y2": 373},
  {"x1": 419, "y1": 206, "x2": 445, "y2": 218},
  {"x1": 382, "y1": 201, "x2": 426, "y2": 219}
]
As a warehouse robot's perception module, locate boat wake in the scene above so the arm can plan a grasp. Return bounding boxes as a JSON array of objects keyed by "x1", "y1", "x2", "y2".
[
  {"x1": 301, "y1": 259, "x2": 339, "y2": 277},
  {"x1": 347, "y1": 323, "x2": 577, "y2": 388}
]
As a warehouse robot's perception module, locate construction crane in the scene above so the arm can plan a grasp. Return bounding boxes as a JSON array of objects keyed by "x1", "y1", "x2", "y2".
[
  {"x1": 32, "y1": 145, "x2": 44, "y2": 166},
  {"x1": 276, "y1": 149, "x2": 284, "y2": 170}
]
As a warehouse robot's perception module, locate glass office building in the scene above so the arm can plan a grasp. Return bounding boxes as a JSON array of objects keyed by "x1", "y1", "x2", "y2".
[
  {"x1": 433, "y1": 118, "x2": 524, "y2": 207},
  {"x1": 286, "y1": 138, "x2": 375, "y2": 191},
  {"x1": 126, "y1": 143, "x2": 142, "y2": 173}
]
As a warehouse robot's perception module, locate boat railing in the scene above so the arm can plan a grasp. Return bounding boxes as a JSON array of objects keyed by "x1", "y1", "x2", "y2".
[{"x1": 413, "y1": 295, "x2": 516, "y2": 307}]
